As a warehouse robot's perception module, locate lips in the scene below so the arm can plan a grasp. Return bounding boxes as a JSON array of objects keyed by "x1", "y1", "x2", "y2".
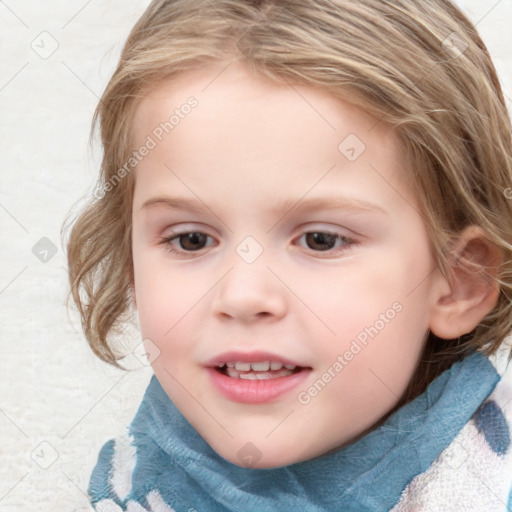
[
  {"x1": 217, "y1": 361, "x2": 299, "y2": 380},
  {"x1": 205, "y1": 351, "x2": 311, "y2": 403}
]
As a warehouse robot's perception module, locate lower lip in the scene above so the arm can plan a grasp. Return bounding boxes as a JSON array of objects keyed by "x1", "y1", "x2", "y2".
[{"x1": 206, "y1": 367, "x2": 311, "y2": 403}]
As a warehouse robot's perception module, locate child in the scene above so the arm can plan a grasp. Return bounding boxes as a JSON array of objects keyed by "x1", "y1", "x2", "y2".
[{"x1": 67, "y1": 0, "x2": 512, "y2": 510}]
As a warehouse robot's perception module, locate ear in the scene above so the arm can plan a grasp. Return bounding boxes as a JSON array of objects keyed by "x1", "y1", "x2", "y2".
[{"x1": 429, "y1": 226, "x2": 502, "y2": 339}]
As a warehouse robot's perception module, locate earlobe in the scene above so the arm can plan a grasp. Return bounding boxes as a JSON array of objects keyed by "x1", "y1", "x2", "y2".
[{"x1": 429, "y1": 226, "x2": 502, "y2": 340}]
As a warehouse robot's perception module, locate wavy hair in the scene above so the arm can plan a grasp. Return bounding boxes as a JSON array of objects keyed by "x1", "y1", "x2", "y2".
[{"x1": 67, "y1": 0, "x2": 512, "y2": 402}]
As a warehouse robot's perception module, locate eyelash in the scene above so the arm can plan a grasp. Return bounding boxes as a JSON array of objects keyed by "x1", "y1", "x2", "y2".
[{"x1": 158, "y1": 230, "x2": 359, "y2": 257}]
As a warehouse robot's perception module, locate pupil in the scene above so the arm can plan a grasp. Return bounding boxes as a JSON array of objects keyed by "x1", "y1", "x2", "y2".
[
  {"x1": 181, "y1": 232, "x2": 206, "y2": 250},
  {"x1": 306, "y1": 232, "x2": 336, "y2": 251}
]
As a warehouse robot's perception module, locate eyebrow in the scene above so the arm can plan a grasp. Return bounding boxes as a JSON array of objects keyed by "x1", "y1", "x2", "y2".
[
  {"x1": 270, "y1": 196, "x2": 387, "y2": 216},
  {"x1": 141, "y1": 195, "x2": 387, "y2": 216},
  {"x1": 141, "y1": 196, "x2": 388, "y2": 215}
]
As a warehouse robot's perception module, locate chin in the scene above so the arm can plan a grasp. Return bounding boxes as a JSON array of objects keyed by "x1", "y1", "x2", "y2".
[{"x1": 211, "y1": 439, "x2": 318, "y2": 470}]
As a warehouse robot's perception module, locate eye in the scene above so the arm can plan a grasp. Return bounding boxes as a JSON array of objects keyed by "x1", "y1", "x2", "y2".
[
  {"x1": 160, "y1": 231, "x2": 215, "y2": 254},
  {"x1": 297, "y1": 231, "x2": 356, "y2": 253},
  {"x1": 159, "y1": 229, "x2": 356, "y2": 256}
]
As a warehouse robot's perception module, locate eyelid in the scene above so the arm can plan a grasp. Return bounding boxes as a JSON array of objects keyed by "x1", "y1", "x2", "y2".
[
  {"x1": 156, "y1": 222, "x2": 361, "y2": 254},
  {"x1": 293, "y1": 221, "x2": 361, "y2": 239},
  {"x1": 158, "y1": 223, "x2": 217, "y2": 242},
  {"x1": 158, "y1": 231, "x2": 217, "y2": 258},
  {"x1": 294, "y1": 231, "x2": 358, "y2": 253}
]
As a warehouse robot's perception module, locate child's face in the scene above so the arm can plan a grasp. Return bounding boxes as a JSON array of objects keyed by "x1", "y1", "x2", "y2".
[{"x1": 131, "y1": 62, "x2": 442, "y2": 468}]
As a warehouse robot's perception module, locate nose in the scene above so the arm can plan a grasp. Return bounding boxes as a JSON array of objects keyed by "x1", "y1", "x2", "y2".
[{"x1": 211, "y1": 254, "x2": 288, "y2": 323}]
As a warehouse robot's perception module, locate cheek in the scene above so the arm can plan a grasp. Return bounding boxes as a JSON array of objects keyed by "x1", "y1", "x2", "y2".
[
  {"x1": 133, "y1": 249, "x2": 179, "y2": 339},
  {"x1": 306, "y1": 254, "x2": 428, "y2": 337},
  {"x1": 133, "y1": 252, "x2": 211, "y2": 357},
  {"x1": 136, "y1": 279, "x2": 182, "y2": 339},
  {"x1": 302, "y1": 247, "x2": 432, "y2": 394}
]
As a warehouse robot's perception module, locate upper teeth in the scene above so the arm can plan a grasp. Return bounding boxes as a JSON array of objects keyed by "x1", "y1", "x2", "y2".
[{"x1": 218, "y1": 361, "x2": 297, "y2": 371}]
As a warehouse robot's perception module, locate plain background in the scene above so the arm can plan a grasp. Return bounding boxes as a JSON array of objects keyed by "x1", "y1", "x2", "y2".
[{"x1": 0, "y1": 1, "x2": 510, "y2": 510}]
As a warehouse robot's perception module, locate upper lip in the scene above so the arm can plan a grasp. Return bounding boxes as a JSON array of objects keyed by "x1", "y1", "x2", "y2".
[{"x1": 204, "y1": 350, "x2": 308, "y2": 368}]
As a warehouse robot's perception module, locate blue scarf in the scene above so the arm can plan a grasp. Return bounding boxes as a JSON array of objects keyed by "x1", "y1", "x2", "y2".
[{"x1": 89, "y1": 352, "x2": 500, "y2": 511}]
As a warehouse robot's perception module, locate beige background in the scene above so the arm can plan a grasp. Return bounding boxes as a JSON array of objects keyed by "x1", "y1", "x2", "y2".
[{"x1": 0, "y1": 1, "x2": 510, "y2": 510}]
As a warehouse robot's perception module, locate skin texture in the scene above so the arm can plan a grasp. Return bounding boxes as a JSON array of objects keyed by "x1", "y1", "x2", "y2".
[{"x1": 130, "y1": 61, "x2": 464, "y2": 468}]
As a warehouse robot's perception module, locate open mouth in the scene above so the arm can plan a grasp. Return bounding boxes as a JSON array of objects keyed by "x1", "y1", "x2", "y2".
[
  {"x1": 205, "y1": 352, "x2": 311, "y2": 402},
  {"x1": 214, "y1": 361, "x2": 303, "y2": 380}
]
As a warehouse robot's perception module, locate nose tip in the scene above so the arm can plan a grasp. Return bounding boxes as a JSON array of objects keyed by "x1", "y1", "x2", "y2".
[{"x1": 211, "y1": 259, "x2": 288, "y2": 323}]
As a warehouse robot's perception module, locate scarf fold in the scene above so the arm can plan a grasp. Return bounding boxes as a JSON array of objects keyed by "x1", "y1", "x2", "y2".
[{"x1": 89, "y1": 351, "x2": 505, "y2": 512}]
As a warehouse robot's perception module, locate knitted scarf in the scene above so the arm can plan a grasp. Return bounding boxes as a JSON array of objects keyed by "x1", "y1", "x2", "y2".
[{"x1": 89, "y1": 342, "x2": 512, "y2": 512}]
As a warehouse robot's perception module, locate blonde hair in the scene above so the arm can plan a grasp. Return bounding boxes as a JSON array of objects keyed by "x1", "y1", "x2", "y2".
[{"x1": 67, "y1": 0, "x2": 512, "y2": 401}]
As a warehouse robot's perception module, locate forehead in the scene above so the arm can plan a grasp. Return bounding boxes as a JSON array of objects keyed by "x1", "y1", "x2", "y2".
[
  {"x1": 130, "y1": 61, "x2": 413, "y2": 214},
  {"x1": 132, "y1": 60, "x2": 400, "y2": 153}
]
